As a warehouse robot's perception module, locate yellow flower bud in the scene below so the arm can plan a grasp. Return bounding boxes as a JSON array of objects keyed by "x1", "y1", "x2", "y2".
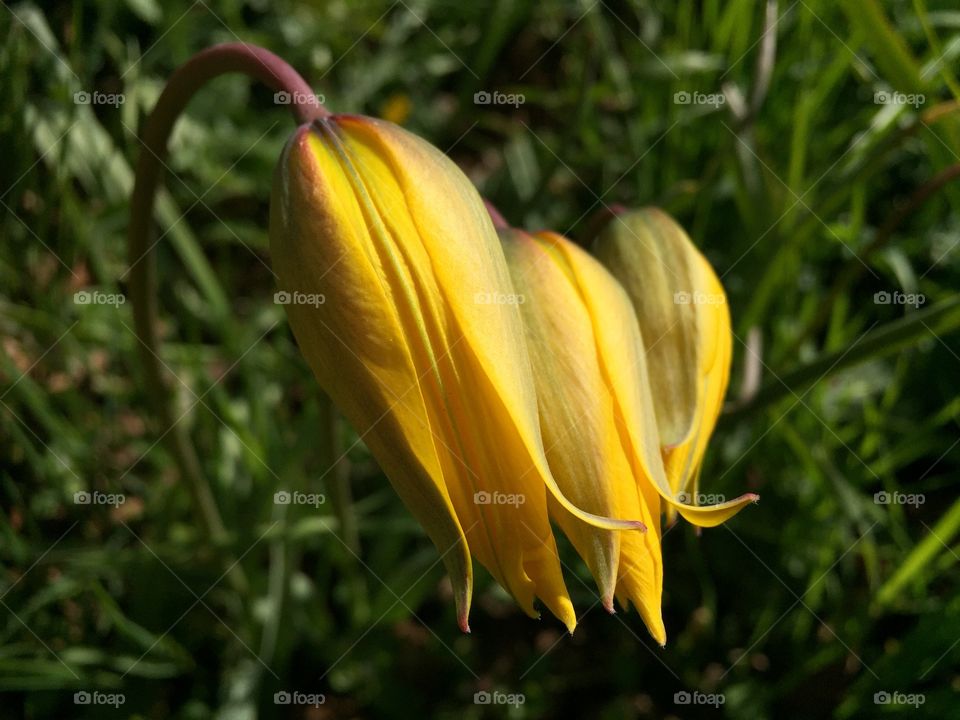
[{"x1": 269, "y1": 115, "x2": 641, "y2": 631}]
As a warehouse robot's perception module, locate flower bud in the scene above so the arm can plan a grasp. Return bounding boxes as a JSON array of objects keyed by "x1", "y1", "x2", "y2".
[{"x1": 269, "y1": 115, "x2": 641, "y2": 631}]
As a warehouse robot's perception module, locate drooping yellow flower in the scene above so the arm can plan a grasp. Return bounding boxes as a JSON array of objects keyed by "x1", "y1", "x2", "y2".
[
  {"x1": 501, "y1": 227, "x2": 756, "y2": 644},
  {"x1": 592, "y1": 207, "x2": 756, "y2": 524},
  {"x1": 269, "y1": 115, "x2": 642, "y2": 632}
]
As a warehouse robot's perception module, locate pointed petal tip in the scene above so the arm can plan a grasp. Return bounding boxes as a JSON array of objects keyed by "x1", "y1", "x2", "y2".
[
  {"x1": 555, "y1": 604, "x2": 577, "y2": 635},
  {"x1": 650, "y1": 622, "x2": 667, "y2": 648},
  {"x1": 671, "y1": 490, "x2": 761, "y2": 528},
  {"x1": 453, "y1": 579, "x2": 472, "y2": 634},
  {"x1": 602, "y1": 595, "x2": 616, "y2": 615}
]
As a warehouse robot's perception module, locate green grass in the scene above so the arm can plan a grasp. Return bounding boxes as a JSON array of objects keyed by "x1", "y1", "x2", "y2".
[{"x1": 2, "y1": 0, "x2": 960, "y2": 718}]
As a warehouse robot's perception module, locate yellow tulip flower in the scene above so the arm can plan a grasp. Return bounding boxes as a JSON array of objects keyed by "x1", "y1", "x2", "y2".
[{"x1": 269, "y1": 115, "x2": 642, "y2": 632}]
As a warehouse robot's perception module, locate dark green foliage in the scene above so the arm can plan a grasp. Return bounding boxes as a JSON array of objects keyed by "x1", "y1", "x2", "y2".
[{"x1": 1, "y1": 1, "x2": 959, "y2": 717}]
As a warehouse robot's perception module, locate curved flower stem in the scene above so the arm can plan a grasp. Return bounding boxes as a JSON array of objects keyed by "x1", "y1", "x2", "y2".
[{"x1": 127, "y1": 43, "x2": 326, "y2": 567}]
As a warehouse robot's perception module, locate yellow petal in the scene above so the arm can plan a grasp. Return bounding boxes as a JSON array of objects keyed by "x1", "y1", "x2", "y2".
[
  {"x1": 270, "y1": 122, "x2": 475, "y2": 629},
  {"x1": 501, "y1": 229, "x2": 623, "y2": 608},
  {"x1": 614, "y1": 477, "x2": 666, "y2": 646},
  {"x1": 502, "y1": 228, "x2": 664, "y2": 642}
]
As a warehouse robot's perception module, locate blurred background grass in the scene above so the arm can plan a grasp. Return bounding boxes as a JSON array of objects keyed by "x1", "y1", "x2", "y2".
[{"x1": 2, "y1": 0, "x2": 960, "y2": 717}]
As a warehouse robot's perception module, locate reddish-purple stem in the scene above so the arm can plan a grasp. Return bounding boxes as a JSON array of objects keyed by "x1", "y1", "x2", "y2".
[{"x1": 127, "y1": 43, "x2": 325, "y2": 547}]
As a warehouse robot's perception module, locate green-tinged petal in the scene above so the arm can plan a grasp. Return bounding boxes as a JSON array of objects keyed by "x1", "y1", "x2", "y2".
[
  {"x1": 591, "y1": 209, "x2": 757, "y2": 525},
  {"x1": 592, "y1": 210, "x2": 699, "y2": 449}
]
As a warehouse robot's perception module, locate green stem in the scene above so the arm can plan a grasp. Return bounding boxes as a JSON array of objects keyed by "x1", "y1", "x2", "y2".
[
  {"x1": 127, "y1": 43, "x2": 326, "y2": 578},
  {"x1": 875, "y1": 496, "x2": 960, "y2": 608}
]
